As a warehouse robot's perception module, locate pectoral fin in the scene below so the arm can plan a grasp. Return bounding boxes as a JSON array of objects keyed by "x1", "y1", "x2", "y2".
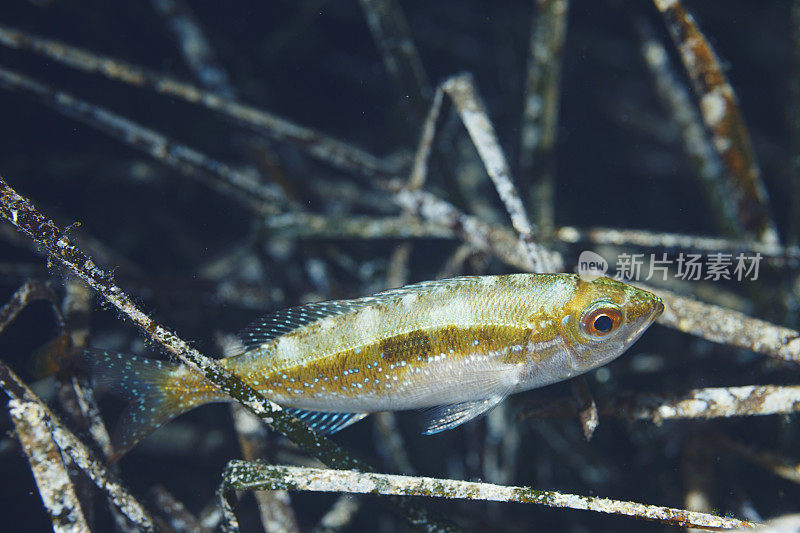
[{"x1": 421, "y1": 395, "x2": 506, "y2": 434}]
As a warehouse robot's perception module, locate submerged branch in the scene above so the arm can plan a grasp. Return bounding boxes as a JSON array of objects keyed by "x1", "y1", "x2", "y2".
[
  {"x1": 519, "y1": 384, "x2": 800, "y2": 422},
  {"x1": 718, "y1": 436, "x2": 800, "y2": 486},
  {"x1": 150, "y1": 0, "x2": 236, "y2": 98},
  {"x1": 407, "y1": 86, "x2": 445, "y2": 191},
  {"x1": 9, "y1": 398, "x2": 90, "y2": 533},
  {"x1": 222, "y1": 462, "x2": 756, "y2": 530},
  {"x1": 0, "y1": 66, "x2": 287, "y2": 215},
  {"x1": 359, "y1": 0, "x2": 431, "y2": 121},
  {"x1": 0, "y1": 279, "x2": 61, "y2": 335},
  {"x1": 0, "y1": 363, "x2": 157, "y2": 531},
  {"x1": 0, "y1": 24, "x2": 395, "y2": 181},
  {"x1": 230, "y1": 404, "x2": 300, "y2": 533},
  {"x1": 441, "y1": 73, "x2": 559, "y2": 272},
  {"x1": 149, "y1": 485, "x2": 211, "y2": 533},
  {"x1": 647, "y1": 285, "x2": 800, "y2": 364},
  {"x1": 556, "y1": 226, "x2": 799, "y2": 263},
  {"x1": 570, "y1": 376, "x2": 598, "y2": 441},
  {"x1": 634, "y1": 14, "x2": 739, "y2": 237},
  {"x1": 520, "y1": 0, "x2": 569, "y2": 235},
  {"x1": 392, "y1": 186, "x2": 535, "y2": 271},
  {"x1": 266, "y1": 212, "x2": 454, "y2": 240},
  {"x1": 653, "y1": 0, "x2": 778, "y2": 243},
  {"x1": 56, "y1": 277, "x2": 114, "y2": 459}
]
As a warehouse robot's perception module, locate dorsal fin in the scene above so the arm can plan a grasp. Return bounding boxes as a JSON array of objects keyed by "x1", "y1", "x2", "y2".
[
  {"x1": 371, "y1": 276, "x2": 482, "y2": 300},
  {"x1": 238, "y1": 276, "x2": 485, "y2": 349},
  {"x1": 238, "y1": 299, "x2": 371, "y2": 349}
]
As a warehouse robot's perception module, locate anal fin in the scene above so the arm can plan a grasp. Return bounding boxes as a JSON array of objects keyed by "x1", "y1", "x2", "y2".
[
  {"x1": 285, "y1": 408, "x2": 368, "y2": 434},
  {"x1": 421, "y1": 395, "x2": 506, "y2": 434}
]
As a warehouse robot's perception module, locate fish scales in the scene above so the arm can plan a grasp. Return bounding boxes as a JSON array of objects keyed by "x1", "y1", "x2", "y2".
[
  {"x1": 82, "y1": 273, "x2": 664, "y2": 459},
  {"x1": 227, "y1": 275, "x2": 566, "y2": 410}
]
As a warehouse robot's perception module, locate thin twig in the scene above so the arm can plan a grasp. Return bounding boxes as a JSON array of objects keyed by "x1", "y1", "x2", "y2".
[
  {"x1": 0, "y1": 279, "x2": 61, "y2": 335},
  {"x1": 392, "y1": 186, "x2": 537, "y2": 271},
  {"x1": 0, "y1": 363, "x2": 157, "y2": 531},
  {"x1": 54, "y1": 276, "x2": 115, "y2": 528},
  {"x1": 0, "y1": 25, "x2": 395, "y2": 181},
  {"x1": 266, "y1": 213, "x2": 454, "y2": 240},
  {"x1": 647, "y1": 285, "x2": 800, "y2": 364},
  {"x1": 56, "y1": 277, "x2": 113, "y2": 459},
  {"x1": 222, "y1": 462, "x2": 757, "y2": 530},
  {"x1": 359, "y1": 0, "x2": 431, "y2": 120},
  {"x1": 312, "y1": 495, "x2": 361, "y2": 533},
  {"x1": 555, "y1": 226, "x2": 799, "y2": 263},
  {"x1": 9, "y1": 398, "x2": 90, "y2": 533},
  {"x1": 653, "y1": 0, "x2": 778, "y2": 243},
  {"x1": 570, "y1": 376, "x2": 598, "y2": 441},
  {"x1": 520, "y1": 0, "x2": 569, "y2": 236},
  {"x1": 441, "y1": 73, "x2": 559, "y2": 272},
  {"x1": 267, "y1": 213, "x2": 800, "y2": 266},
  {"x1": 0, "y1": 66, "x2": 287, "y2": 215},
  {"x1": 386, "y1": 244, "x2": 412, "y2": 289},
  {"x1": 633, "y1": 14, "x2": 739, "y2": 237},
  {"x1": 407, "y1": 87, "x2": 445, "y2": 191},
  {"x1": 436, "y1": 244, "x2": 482, "y2": 279},
  {"x1": 151, "y1": 0, "x2": 236, "y2": 98},
  {"x1": 150, "y1": 485, "x2": 211, "y2": 533},
  {"x1": 308, "y1": 178, "x2": 399, "y2": 215},
  {"x1": 230, "y1": 404, "x2": 300, "y2": 533},
  {"x1": 519, "y1": 385, "x2": 800, "y2": 422},
  {"x1": 718, "y1": 435, "x2": 800, "y2": 485}
]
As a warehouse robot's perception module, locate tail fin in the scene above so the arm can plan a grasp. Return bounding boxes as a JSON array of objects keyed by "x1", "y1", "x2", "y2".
[{"x1": 82, "y1": 350, "x2": 228, "y2": 462}]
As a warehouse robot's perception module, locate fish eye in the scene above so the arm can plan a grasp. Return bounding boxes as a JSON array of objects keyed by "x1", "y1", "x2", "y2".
[
  {"x1": 593, "y1": 314, "x2": 613, "y2": 333},
  {"x1": 580, "y1": 303, "x2": 622, "y2": 338}
]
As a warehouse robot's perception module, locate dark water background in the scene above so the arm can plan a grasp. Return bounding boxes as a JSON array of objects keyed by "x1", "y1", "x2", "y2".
[{"x1": 0, "y1": 1, "x2": 798, "y2": 531}]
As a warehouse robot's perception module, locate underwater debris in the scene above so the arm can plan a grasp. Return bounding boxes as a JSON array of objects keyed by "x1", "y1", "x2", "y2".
[
  {"x1": 520, "y1": 0, "x2": 569, "y2": 236},
  {"x1": 653, "y1": 0, "x2": 778, "y2": 243},
  {"x1": 0, "y1": 362, "x2": 157, "y2": 531},
  {"x1": 221, "y1": 462, "x2": 756, "y2": 530},
  {"x1": 519, "y1": 384, "x2": 800, "y2": 422},
  {"x1": 9, "y1": 398, "x2": 90, "y2": 533}
]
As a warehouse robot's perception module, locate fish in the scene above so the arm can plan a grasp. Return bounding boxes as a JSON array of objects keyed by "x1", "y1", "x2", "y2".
[{"x1": 84, "y1": 273, "x2": 663, "y2": 460}]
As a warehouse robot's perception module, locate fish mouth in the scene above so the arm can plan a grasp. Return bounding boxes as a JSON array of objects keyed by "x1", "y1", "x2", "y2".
[
  {"x1": 624, "y1": 299, "x2": 663, "y2": 345},
  {"x1": 650, "y1": 298, "x2": 665, "y2": 323}
]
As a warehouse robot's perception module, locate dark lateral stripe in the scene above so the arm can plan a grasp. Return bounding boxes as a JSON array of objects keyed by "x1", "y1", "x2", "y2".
[{"x1": 378, "y1": 329, "x2": 433, "y2": 364}]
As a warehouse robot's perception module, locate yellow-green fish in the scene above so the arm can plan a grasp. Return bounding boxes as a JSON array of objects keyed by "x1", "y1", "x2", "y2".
[{"x1": 87, "y1": 274, "x2": 663, "y2": 459}]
